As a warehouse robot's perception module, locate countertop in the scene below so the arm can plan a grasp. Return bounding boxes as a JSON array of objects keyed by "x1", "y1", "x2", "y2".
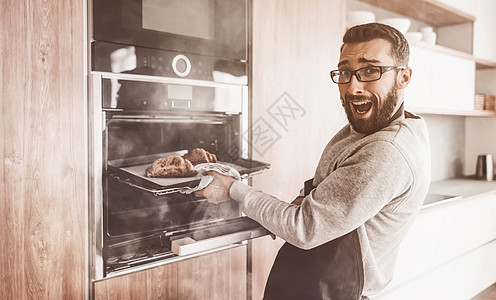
[{"x1": 422, "y1": 176, "x2": 496, "y2": 209}]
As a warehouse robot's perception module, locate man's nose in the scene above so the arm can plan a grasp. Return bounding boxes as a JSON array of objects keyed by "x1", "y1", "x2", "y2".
[{"x1": 346, "y1": 74, "x2": 365, "y2": 95}]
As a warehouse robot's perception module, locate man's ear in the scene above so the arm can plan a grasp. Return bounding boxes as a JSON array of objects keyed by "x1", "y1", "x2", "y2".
[{"x1": 396, "y1": 67, "x2": 412, "y2": 90}]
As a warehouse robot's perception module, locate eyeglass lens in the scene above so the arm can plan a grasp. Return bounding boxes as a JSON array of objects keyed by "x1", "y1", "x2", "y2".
[{"x1": 332, "y1": 67, "x2": 382, "y2": 84}]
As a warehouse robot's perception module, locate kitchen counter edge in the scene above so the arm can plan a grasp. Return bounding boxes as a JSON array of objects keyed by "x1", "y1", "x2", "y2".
[{"x1": 422, "y1": 177, "x2": 496, "y2": 210}]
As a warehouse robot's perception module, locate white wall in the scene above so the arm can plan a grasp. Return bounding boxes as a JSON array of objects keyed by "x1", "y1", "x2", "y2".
[
  {"x1": 465, "y1": 117, "x2": 496, "y2": 176},
  {"x1": 464, "y1": 69, "x2": 496, "y2": 177},
  {"x1": 421, "y1": 115, "x2": 466, "y2": 181},
  {"x1": 475, "y1": 69, "x2": 496, "y2": 95},
  {"x1": 419, "y1": 114, "x2": 496, "y2": 181}
]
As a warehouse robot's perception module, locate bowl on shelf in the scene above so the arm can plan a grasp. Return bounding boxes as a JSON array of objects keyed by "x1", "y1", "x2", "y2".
[
  {"x1": 420, "y1": 26, "x2": 437, "y2": 45},
  {"x1": 422, "y1": 31, "x2": 437, "y2": 45},
  {"x1": 346, "y1": 10, "x2": 375, "y2": 28},
  {"x1": 377, "y1": 17, "x2": 411, "y2": 34}
]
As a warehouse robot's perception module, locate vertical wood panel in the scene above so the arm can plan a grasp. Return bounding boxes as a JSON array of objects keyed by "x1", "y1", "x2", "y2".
[
  {"x1": 249, "y1": 0, "x2": 346, "y2": 299},
  {"x1": 177, "y1": 246, "x2": 247, "y2": 300},
  {"x1": 94, "y1": 263, "x2": 178, "y2": 299},
  {"x1": 1, "y1": 0, "x2": 85, "y2": 299}
]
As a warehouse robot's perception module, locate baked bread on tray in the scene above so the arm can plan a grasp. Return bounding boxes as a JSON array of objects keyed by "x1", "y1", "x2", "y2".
[
  {"x1": 182, "y1": 148, "x2": 217, "y2": 165},
  {"x1": 145, "y1": 148, "x2": 217, "y2": 178},
  {"x1": 145, "y1": 155, "x2": 197, "y2": 178}
]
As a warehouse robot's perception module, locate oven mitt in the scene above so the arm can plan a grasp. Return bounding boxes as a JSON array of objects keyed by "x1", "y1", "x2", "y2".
[
  {"x1": 178, "y1": 175, "x2": 213, "y2": 194},
  {"x1": 194, "y1": 163, "x2": 242, "y2": 180}
]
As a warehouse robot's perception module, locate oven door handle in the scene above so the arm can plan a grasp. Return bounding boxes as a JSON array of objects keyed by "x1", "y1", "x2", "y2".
[{"x1": 171, "y1": 227, "x2": 269, "y2": 256}]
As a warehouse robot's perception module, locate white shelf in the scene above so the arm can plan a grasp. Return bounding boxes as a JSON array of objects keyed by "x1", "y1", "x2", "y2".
[
  {"x1": 409, "y1": 40, "x2": 496, "y2": 69},
  {"x1": 408, "y1": 107, "x2": 496, "y2": 117}
]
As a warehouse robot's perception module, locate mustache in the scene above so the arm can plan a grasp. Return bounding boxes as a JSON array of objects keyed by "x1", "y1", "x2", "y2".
[{"x1": 344, "y1": 94, "x2": 376, "y2": 103}]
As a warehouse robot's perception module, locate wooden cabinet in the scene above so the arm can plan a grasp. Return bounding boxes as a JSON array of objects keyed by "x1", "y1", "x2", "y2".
[
  {"x1": 375, "y1": 189, "x2": 496, "y2": 299},
  {"x1": 359, "y1": 0, "x2": 475, "y2": 26},
  {"x1": 0, "y1": 0, "x2": 86, "y2": 299},
  {"x1": 249, "y1": 0, "x2": 346, "y2": 299},
  {"x1": 93, "y1": 246, "x2": 247, "y2": 300}
]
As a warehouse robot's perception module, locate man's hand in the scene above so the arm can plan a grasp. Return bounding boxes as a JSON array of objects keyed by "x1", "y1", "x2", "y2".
[{"x1": 194, "y1": 171, "x2": 236, "y2": 204}]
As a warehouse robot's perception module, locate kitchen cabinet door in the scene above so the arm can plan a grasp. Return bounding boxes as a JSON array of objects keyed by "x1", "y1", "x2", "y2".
[
  {"x1": 375, "y1": 192, "x2": 496, "y2": 299},
  {"x1": 406, "y1": 45, "x2": 475, "y2": 111},
  {"x1": 93, "y1": 246, "x2": 247, "y2": 300},
  {"x1": 376, "y1": 239, "x2": 496, "y2": 300},
  {"x1": 473, "y1": 0, "x2": 496, "y2": 62}
]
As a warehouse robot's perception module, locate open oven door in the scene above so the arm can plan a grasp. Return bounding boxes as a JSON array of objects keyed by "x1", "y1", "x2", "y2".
[{"x1": 170, "y1": 218, "x2": 269, "y2": 256}]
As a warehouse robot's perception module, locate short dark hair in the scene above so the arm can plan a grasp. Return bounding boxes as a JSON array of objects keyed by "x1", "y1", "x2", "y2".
[{"x1": 341, "y1": 23, "x2": 410, "y2": 66}]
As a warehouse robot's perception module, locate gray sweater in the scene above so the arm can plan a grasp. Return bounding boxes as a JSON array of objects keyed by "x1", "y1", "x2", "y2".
[{"x1": 230, "y1": 111, "x2": 431, "y2": 296}]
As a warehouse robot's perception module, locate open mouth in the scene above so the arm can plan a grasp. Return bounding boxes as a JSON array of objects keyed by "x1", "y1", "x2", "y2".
[{"x1": 351, "y1": 101, "x2": 373, "y2": 115}]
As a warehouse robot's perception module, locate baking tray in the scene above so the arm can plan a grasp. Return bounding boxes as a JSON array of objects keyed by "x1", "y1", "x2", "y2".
[{"x1": 108, "y1": 151, "x2": 270, "y2": 196}]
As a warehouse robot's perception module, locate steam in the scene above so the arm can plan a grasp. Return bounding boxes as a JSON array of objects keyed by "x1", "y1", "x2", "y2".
[{"x1": 109, "y1": 47, "x2": 136, "y2": 108}]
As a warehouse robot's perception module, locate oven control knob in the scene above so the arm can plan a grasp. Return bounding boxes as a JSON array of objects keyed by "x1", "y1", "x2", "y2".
[{"x1": 172, "y1": 54, "x2": 191, "y2": 77}]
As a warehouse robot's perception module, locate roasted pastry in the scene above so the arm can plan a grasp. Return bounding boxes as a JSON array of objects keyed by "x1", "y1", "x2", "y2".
[
  {"x1": 145, "y1": 155, "x2": 197, "y2": 177},
  {"x1": 182, "y1": 148, "x2": 217, "y2": 165}
]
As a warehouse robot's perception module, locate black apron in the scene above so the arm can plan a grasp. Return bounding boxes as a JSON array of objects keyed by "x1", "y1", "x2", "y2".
[{"x1": 263, "y1": 179, "x2": 364, "y2": 300}]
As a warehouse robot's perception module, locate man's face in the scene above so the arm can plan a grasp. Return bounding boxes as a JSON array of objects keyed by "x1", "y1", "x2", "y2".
[{"x1": 337, "y1": 39, "x2": 402, "y2": 134}]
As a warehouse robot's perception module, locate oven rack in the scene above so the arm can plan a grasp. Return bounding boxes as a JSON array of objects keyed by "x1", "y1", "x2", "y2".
[
  {"x1": 109, "y1": 169, "x2": 266, "y2": 197},
  {"x1": 109, "y1": 174, "x2": 191, "y2": 196}
]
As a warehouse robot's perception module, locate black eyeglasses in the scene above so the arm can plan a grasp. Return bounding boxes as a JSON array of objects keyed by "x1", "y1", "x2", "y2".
[{"x1": 330, "y1": 66, "x2": 406, "y2": 84}]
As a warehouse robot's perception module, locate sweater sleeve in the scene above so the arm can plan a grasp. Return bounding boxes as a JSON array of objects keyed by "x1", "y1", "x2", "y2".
[{"x1": 230, "y1": 140, "x2": 413, "y2": 249}]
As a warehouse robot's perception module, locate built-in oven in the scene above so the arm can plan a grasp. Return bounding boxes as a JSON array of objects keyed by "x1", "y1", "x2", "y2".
[
  {"x1": 88, "y1": 72, "x2": 270, "y2": 280},
  {"x1": 89, "y1": 0, "x2": 263, "y2": 282}
]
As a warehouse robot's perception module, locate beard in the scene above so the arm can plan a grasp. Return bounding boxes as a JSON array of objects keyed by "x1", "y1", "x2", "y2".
[{"x1": 341, "y1": 85, "x2": 400, "y2": 135}]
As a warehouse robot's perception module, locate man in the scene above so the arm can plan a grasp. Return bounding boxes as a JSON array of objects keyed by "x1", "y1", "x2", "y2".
[{"x1": 196, "y1": 23, "x2": 431, "y2": 300}]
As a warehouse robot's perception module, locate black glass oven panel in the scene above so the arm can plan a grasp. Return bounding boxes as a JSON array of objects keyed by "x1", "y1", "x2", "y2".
[
  {"x1": 92, "y1": 42, "x2": 247, "y2": 80},
  {"x1": 103, "y1": 116, "x2": 242, "y2": 237},
  {"x1": 105, "y1": 175, "x2": 242, "y2": 236},
  {"x1": 105, "y1": 119, "x2": 239, "y2": 161},
  {"x1": 93, "y1": 0, "x2": 247, "y2": 60},
  {"x1": 100, "y1": 77, "x2": 243, "y2": 112}
]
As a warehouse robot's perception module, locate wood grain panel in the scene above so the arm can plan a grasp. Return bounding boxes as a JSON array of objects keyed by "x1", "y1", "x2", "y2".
[
  {"x1": 249, "y1": 0, "x2": 346, "y2": 299},
  {"x1": 177, "y1": 246, "x2": 247, "y2": 300},
  {"x1": 0, "y1": 0, "x2": 85, "y2": 299},
  {"x1": 360, "y1": 0, "x2": 475, "y2": 26},
  {"x1": 94, "y1": 263, "x2": 178, "y2": 299}
]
